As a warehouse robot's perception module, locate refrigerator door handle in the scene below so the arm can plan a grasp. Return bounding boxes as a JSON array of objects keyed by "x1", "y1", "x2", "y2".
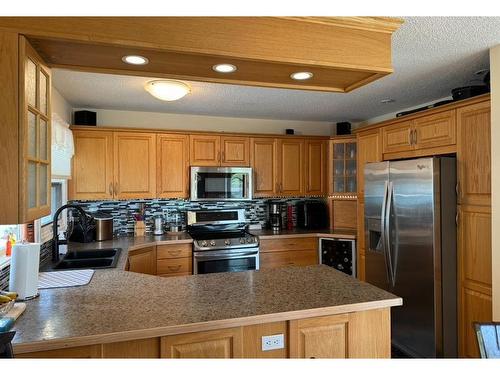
[
  {"x1": 385, "y1": 181, "x2": 395, "y2": 287},
  {"x1": 380, "y1": 180, "x2": 391, "y2": 284}
]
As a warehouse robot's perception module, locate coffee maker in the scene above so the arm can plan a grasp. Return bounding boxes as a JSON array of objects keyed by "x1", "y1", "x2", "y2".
[{"x1": 268, "y1": 201, "x2": 282, "y2": 231}]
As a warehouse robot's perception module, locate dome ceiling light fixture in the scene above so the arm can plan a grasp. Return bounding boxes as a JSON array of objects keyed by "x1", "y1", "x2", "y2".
[
  {"x1": 212, "y1": 64, "x2": 237, "y2": 73},
  {"x1": 144, "y1": 80, "x2": 191, "y2": 101},
  {"x1": 290, "y1": 71, "x2": 314, "y2": 80},
  {"x1": 122, "y1": 55, "x2": 149, "y2": 65}
]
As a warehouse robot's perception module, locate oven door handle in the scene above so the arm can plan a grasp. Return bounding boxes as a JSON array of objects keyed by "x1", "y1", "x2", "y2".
[{"x1": 194, "y1": 250, "x2": 259, "y2": 260}]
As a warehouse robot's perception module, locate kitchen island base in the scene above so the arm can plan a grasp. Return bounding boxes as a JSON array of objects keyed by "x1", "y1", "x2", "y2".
[{"x1": 16, "y1": 308, "x2": 390, "y2": 359}]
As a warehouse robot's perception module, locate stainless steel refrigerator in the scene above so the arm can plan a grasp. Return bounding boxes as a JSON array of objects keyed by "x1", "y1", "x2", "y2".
[{"x1": 364, "y1": 157, "x2": 457, "y2": 358}]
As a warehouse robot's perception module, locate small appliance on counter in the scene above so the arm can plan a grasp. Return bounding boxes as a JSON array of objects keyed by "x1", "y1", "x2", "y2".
[
  {"x1": 296, "y1": 200, "x2": 328, "y2": 229},
  {"x1": 154, "y1": 216, "x2": 164, "y2": 236},
  {"x1": 8, "y1": 242, "x2": 41, "y2": 300},
  {"x1": 319, "y1": 238, "x2": 356, "y2": 277},
  {"x1": 92, "y1": 212, "x2": 113, "y2": 241},
  {"x1": 268, "y1": 201, "x2": 283, "y2": 232}
]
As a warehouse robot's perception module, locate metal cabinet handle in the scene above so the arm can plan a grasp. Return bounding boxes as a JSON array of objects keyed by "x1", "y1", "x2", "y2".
[
  {"x1": 455, "y1": 211, "x2": 459, "y2": 226},
  {"x1": 168, "y1": 250, "x2": 181, "y2": 256},
  {"x1": 217, "y1": 151, "x2": 221, "y2": 163},
  {"x1": 168, "y1": 265, "x2": 181, "y2": 271},
  {"x1": 413, "y1": 129, "x2": 417, "y2": 145},
  {"x1": 109, "y1": 183, "x2": 113, "y2": 196},
  {"x1": 115, "y1": 182, "x2": 119, "y2": 194},
  {"x1": 408, "y1": 128, "x2": 413, "y2": 146}
]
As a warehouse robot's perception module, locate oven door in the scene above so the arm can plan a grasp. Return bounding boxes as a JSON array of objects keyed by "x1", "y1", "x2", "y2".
[
  {"x1": 190, "y1": 167, "x2": 252, "y2": 201},
  {"x1": 193, "y1": 248, "x2": 259, "y2": 274}
]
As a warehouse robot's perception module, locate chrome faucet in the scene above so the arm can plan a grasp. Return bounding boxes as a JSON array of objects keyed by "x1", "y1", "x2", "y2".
[{"x1": 52, "y1": 204, "x2": 92, "y2": 262}]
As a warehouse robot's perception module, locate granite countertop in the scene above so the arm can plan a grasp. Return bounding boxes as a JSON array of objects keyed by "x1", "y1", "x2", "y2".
[
  {"x1": 13, "y1": 265, "x2": 401, "y2": 353},
  {"x1": 12, "y1": 229, "x2": 390, "y2": 353}
]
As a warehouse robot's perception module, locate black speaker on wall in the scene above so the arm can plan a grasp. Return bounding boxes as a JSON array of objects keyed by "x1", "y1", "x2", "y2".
[
  {"x1": 74, "y1": 110, "x2": 97, "y2": 126},
  {"x1": 336, "y1": 122, "x2": 351, "y2": 135}
]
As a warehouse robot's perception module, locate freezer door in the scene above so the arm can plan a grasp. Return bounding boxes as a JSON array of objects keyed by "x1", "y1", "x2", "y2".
[
  {"x1": 364, "y1": 161, "x2": 390, "y2": 291},
  {"x1": 388, "y1": 158, "x2": 438, "y2": 358}
]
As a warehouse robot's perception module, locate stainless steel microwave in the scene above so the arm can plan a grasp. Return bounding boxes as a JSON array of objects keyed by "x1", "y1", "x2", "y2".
[{"x1": 190, "y1": 167, "x2": 253, "y2": 201}]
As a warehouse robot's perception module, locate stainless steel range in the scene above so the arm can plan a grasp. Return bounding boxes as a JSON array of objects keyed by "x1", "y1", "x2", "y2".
[{"x1": 187, "y1": 209, "x2": 259, "y2": 274}]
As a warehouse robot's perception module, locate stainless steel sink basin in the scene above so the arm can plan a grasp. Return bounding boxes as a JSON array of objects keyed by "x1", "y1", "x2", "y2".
[{"x1": 54, "y1": 248, "x2": 121, "y2": 270}]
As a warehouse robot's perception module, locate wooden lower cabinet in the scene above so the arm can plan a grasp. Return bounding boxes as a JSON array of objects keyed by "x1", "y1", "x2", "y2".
[
  {"x1": 260, "y1": 250, "x2": 317, "y2": 269},
  {"x1": 126, "y1": 245, "x2": 157, "y2": 275},
  {"x1": 16, "y1": 309, "x2": 391, "y2": 359},
  {"x1": 156, "y1": 243, "x2": 193, "y2": 277},
  {"x1": 161, "y1": 327, "x2": 243, "y2": 358},
  {"x1": 259, "y1": 237, "x2": 318, "y2": 270}
]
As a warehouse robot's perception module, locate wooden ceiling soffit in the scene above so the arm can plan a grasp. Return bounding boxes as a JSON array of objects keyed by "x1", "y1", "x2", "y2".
[{"x1": 0, "y1": 17, "x2": 403, "y2": 92}]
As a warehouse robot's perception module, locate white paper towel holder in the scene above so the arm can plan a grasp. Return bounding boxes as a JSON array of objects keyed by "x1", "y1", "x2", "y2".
[{"x1": 8, "y1": 241, "x2": 41, "y2": 301}]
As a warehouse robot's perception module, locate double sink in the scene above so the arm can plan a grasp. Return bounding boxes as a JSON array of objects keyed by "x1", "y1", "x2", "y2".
[{"x1": 54, "y1": 248, "x2": 122, "y2": 270}]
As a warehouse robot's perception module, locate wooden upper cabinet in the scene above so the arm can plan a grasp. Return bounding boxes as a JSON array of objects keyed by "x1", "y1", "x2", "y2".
[
  {"x1": 277, "y1": 138, "x2": 304, "y2": 196},
  {"x1": 457, "y1": 100, "x2": 491, "y2": 206},
  {"x1": 220, "y1": 136, "x2": 249, "y2": 166},
  {"x1": 250, "y1": 137, "x2": 278, "y2": 197},
  {"x1": 357, "y1": 129, "x2": 382, "y2": 196},
  {"x1": 19, "y1": 36, "x2": 52, "y2": 222},
  {"x1": 127, "y1": 245, "x2": 157, "y2": 275},
  {"x1": 157, "y1": 134, "x2": 189, "y2": 198},
  {"x1": 114, "y1": 132, "x2": 156, "y2": 199},
  {"x1": 382, "y1": 120, "x2": 413, "y2": 154},
  {"x1": 414, "y1": 110, "x2": 456, "y2": 149},
  {"x1": 305, "y1": 140, "x2": 326, "y2": 195},
  {"x1": 189, "y1": 135, "x2": 220, "y2": 166},
  {"x1": 69, "y1": 130, "x2": 114, "y2": 200}
]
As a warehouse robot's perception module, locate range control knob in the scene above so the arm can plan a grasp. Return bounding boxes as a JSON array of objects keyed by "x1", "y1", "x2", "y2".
[
  {"x1": 239, "y1": 238, "x2": 246, "y2": 244},
  {"x1": 200, "y1": 240, "x2": 208, "y2": 247},
  {"x1": 246, "y1": 238, "x2": 252, "y2": 243},
  {"x1": 224, "y1": 239, "x2": 231, "y2": 246},
  {"x1": 210, "y1": 240, "x2": 216, "y2": 246}
]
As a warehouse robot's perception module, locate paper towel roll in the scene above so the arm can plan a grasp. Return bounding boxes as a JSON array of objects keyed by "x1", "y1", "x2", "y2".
[{"x1": 8, "y1": 242, "x2": 40, "y2": 300}]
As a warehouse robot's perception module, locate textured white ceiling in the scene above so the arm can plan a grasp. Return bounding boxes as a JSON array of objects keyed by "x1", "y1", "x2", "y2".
[{"x1": 53, "y1": 17, "x2": 500, "y2": 123}]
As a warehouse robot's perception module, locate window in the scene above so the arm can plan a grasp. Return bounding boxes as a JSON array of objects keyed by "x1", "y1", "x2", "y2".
[
  {"x1": 0, "y1": 224, "x2": 21, "y2": 258},
  {"x1": 41, "y1": 179, "x2": 67, "y2": 225}
]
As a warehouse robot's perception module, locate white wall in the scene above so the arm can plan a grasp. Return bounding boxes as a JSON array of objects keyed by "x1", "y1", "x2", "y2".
[
  {"x1": 52, "y1": 87, "x2": 72, "y2": 124},
  {"x1": 73, "y1": 108, "x2": 335, "y2": 136},
  {"x1": 491, "y1": 45, "x2": 500, "y2": 321}
]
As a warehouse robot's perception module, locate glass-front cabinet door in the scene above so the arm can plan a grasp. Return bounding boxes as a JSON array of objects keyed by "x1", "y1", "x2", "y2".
[
  {"x1": 20, "y1": 37, "x2": 51, "y2": 222},
  {"x1": 330, "y1": 137, "x2": 357, "y2": 195}
]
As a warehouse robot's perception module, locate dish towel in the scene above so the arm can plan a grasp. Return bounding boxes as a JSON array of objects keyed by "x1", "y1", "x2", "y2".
[{"x1": 38, "y1": 269, "x2": 95, "y2": 289}]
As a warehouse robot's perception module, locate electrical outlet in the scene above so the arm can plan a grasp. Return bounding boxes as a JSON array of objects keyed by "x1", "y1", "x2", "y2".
[{"x1": 261, "y1": 333, "x2": 285, "y2": 351}]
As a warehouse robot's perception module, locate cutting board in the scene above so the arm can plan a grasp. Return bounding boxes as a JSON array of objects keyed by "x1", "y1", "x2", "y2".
[{"x1": 0, "y1": 302, "x2": 26, "y2": 332}]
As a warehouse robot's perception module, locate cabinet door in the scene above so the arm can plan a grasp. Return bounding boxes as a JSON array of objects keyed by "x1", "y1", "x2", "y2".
[
  {"x1": 357, "y1": 129, "x2": 382, "y2": 196},
  {"x1": 460, "y1": 288, "x2": 492, "y2": 358},
  {"x1": 414, "y1": 110, "x2": 456, "y2": 149},
  {"x1": 161, "y1": 328, "x2": 243, "y2": 358},
  {"x1": 305, "y1": 140, "x2": 326, "y2": 195},
  {"x1": 189, "y1": 135, "x2": 220, "y2": 166},
  {"x1": 250, "y1": 137, "x2": 278, "y2": 197},
  {"x1": 382, "y1": 121, "x2": 413, "y2": 154},
  {"x1": 289, "y1": 315, "x2": 349, "y2": 358},
  {"x1": 114, "y1": 132, "x2": 156, "y2": 199},
  {"x1": 19, "y1": 36, "x2": 52, "y2": 221},
  {"x1": 69, "y1": 131, "x2": 114, "y2": 200},
  {"x1": 220, "y1": 136, "x2": 249, "y2": 166},
  {"x1": 127, "y1": 245, "x2": 157, "y2": 275},
  {"x1": 277, "y1": 138, "x2": 304, "y2": 196},
  {"x1": 457, "y1": 101, "x2": 491, "y2": 206},
  {"x1": 157, "y1": 134, "x2": 189, "y2": 198}
]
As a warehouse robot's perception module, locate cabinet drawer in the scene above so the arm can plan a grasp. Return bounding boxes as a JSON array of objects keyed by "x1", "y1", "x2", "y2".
[
  {"x1": 158, "y1": 271, "x2": 192, "y2": 278},
  {"x1": 157, "y1": 257, "x2": 192, "y2": 274},
  {"x1": 260, "y1": 237, "x2": 317, "y2": 253},
  {"x1": 157, "y1": 244, "x2": 192, "y2": 259},
  {"x1": 260, "y1": 249, "x2": 318, "y2": 269}
]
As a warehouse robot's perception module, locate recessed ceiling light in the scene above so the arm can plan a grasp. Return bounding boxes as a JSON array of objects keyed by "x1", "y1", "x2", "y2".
[
  {"x1": 290, "y1": 71, "x2": 313, "y2": 80},
  {"x1": 122, "y1": 55, "x2": 149, "y2": 65},
  {"x1": 380, "y1": 98, "x2": 395, "y2": 104},
  {"x1": 144, "y1": 80, "x2": 191, "y2": 101},
  {"x1": 213, "y1": 64, "x2": 237, "y2": 73}
]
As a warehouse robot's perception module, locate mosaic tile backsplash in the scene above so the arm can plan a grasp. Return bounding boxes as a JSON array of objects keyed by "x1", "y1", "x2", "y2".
[{"x1": 69, "y1": 198, "x2": 326, "y2": 236}]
